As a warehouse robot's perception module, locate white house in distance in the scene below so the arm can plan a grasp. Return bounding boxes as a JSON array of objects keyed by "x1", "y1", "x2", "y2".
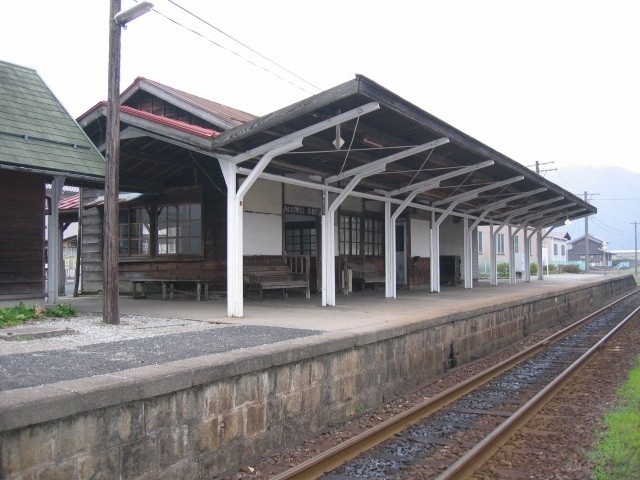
[{"x1": 477, "y1": 226, "x2": 570, "y2": 277}]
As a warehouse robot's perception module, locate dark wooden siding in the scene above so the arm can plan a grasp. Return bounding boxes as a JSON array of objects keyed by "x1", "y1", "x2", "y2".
[
  {"x1": 80, "y1": 185, "x2": 228, "y2": 294},
  {"x1": 0, "y1": 170, "x2": 45, "y2": 299},
  {"x1": 80, "y1": 188, "x2": 104, "y2": 294}
]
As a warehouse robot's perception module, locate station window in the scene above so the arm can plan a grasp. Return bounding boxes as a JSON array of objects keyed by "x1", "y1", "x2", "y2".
[
  {"x1": 477, "y1": 231, "x2": 483, "y2": 253},
  {"x1": 553, "y1": 244, "x2": 558, "y2": 256},
  {"x1": 285, "y1": 222, "x2": 317, "y2": 256},
  {"x1": 496, "y1": 233, "x2": 505, "y2": 254},
  {"x1": 514, "y1": 235, "x2": 519, "y2": 254},
  {"x1": 157, "y1": 203, "x2": 201, "y2": 255},
  {"x1": 118, "y1": 207, "x2": 150, "y2": 256},
  {"x1": 339, "y1": 213, "x2": 383, "y2": 256}
]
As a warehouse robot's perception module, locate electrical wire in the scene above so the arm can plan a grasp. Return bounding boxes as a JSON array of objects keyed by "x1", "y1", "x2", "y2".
[
  {"x1": 339, "y1": 117, "x2": 360, "y2": 174},
  {"x1": 167, "y1": 0, "x2": 322, "y2": 93},
  {"x1": 147, "y1": 5, "x2": 318, "y2": 96}
]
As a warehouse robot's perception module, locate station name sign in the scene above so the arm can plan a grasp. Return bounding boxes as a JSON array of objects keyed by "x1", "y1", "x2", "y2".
[{"x1": 283, "y1": 204, "x2": 321, "y2": 216}]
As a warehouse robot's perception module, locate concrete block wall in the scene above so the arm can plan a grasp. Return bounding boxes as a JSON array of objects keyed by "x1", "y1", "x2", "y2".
[{"x1": 1, "y1": 276, "x2": 636, "y2": 479}]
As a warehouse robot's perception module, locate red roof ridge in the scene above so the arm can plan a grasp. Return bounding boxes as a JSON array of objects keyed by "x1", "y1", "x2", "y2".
[{"x1": 120, "y1": 105, "x2": 218, "y2": 138}]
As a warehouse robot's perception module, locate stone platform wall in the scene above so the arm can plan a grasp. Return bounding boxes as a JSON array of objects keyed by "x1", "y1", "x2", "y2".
[{"x1": 1, "y1": 275, "x2": 636, "y2": 479}]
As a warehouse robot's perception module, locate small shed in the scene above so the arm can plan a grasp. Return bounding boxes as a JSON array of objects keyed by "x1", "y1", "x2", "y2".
[{"x1": 0, "y1": 60, "x2": 105, "y2": 301}]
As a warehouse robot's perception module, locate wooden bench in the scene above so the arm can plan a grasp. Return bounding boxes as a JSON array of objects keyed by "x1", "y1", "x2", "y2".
[
  {"x1": 131, "y1": 279, "x2": 209, "y2": 301},
  {"x1": 344, "y1": 259, "x2": 386, "y2": 292},
  {"x1": 243, "y1": 262, "x2": 310, "y2": 300}
]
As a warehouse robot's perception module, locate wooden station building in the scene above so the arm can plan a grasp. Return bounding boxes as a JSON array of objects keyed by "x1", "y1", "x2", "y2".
[
  {"x1": 77, "y1": 75, "x2": 595, "y2": 317},
  {"x1": 0, "y1": 60, "x2": 105, "y2": 302}
]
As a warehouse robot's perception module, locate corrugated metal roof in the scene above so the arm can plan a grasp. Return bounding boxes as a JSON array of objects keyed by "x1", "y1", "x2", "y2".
[
  {"x1": 58, "y1": 193, "x2": 79, "y2": 211},
  {"x1": 0, "y1": 60, "x2": 105, "y2": 182}
]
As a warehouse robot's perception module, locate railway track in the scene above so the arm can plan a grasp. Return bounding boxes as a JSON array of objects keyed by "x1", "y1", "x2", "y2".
[{"x1": 273, "y1": 290, "x2": 640, "y2": 480}]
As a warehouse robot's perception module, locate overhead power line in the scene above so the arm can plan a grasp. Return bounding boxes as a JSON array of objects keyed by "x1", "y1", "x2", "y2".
[
  {"x1": 167, "y1": 0, "x2": 322, "y2": 93},
  {"x1": 140, "y1": 0, "x2": 321, "y2": 96}
]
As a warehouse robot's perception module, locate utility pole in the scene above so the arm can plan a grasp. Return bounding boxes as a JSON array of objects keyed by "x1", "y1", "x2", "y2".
[
  {"x1": 104, "y1": 0, "x2": 122, "y2": 324},
  {"x1": 584, "y1": 191, "x2": 589, "y2": 274},
  {"x1": 633, "y1": 221, "x2": 638, "y2": 275},
  {"x1": 529, "y1": 161, "x2": 557, "y2": 175},
  {"x1": 104, "y1": 1, "x2": 153, "y2": 325}
]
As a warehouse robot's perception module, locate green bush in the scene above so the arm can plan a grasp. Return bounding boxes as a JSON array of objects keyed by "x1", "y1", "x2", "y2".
[
  {"x1": 497, "y1": 262, "x2": 509, "y2": 278},
  {"x1": 548, "y1": 264, "x2": 558, "y2": 274},
  {"x1": 530, "y1": 262, "x2": 538, "y2": 275},
  {"x1": 559, "y1": 264, "x2": 581, "y2": 274},
  {"x1": 0, "y1": 302, "x2": 76, "y2": 328}
]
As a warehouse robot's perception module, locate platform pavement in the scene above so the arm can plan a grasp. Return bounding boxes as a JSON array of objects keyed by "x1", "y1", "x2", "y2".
[
  {"x1": 1, "y1": 274, "x2": 624, "y2": 335},
  {"x1": 52, "y1": 274, "x2": 623, "y2": 331}
]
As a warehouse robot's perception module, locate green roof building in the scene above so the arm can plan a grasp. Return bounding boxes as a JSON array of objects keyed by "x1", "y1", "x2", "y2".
[{"x1": 0, "y1": 59, "x2": 105, "y2": 301}]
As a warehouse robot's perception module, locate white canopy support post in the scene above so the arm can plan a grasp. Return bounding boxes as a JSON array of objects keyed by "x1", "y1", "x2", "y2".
[
  {"x1": 524, "y1": 226, "x2": 535, "y2": 282},
  {"x1": 537, "y1": 229, "x2": 544, "y2": 280},
  {"x1": 321, "y1": 191, "x2": 330, "y2": 306},
  {"x1": 218, "y1": 159, "x2": 241, "y2": 317},
  {"x1": 490, "y1": 222, "x2": 497, "y2": 286},
  {"x1": 46, "y1": 176, "x2": 65, "y2": 304},
  {"x1": 219, "y1": 140, "x2": 303, "y2": 318},
  {"x1": 384, "y1": 200, "x2": 394, "y2": 298},
  {"x1": 430, "y1": 210, "x2": 439, "y2": 292},
  {"x1": 384, "y1": 189, "x2": 423, "y2": 298},
  {"x1": 508, "y1": 226, "x2": 516, "y2": 284},
  {"x1": 463, "y1": 217, "x2": 473, "y2": 288},
  {"x1": 322, "y1": 165, "x2": 386, "y2": 306}
]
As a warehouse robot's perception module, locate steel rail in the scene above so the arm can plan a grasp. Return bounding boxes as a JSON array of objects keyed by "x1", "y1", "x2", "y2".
[
  {"x1": 437, "y1": 302, "x2": 640, "y2": 480},
  {"x1": 272, "y1": 289, "x2": 639, "y2": 480}
]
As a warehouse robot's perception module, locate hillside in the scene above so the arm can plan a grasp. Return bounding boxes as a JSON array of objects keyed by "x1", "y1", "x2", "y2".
[{"x1": 545, "y1": 166, "x2": 639, "y2": 250}]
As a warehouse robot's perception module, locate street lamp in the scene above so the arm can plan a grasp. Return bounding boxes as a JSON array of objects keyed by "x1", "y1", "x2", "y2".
[{"x1": 104, "y1": 1, "x2": 153, "y2": 325}]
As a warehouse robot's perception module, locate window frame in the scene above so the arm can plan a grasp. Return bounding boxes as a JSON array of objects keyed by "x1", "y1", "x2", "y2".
[
  {"x1": 339, "y1": 211, "x2": 384, "y2": 257},
  {"x1": 118, "y1": 206, "x2": 151, "y2": 257},
  {"x1": 496, "y1": 233, "x2": 505, "y2": 254},
  {"x1": 156, "y1": 202, "x2": 202, "y2": 256},
  {"x1": 117, "y1": 199, "x2": 203, "y2": 260}
]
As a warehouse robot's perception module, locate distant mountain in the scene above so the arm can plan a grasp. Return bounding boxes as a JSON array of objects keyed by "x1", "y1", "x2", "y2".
[{"x1": 545, "y1": 166, "x2": 640, "y2": 250}]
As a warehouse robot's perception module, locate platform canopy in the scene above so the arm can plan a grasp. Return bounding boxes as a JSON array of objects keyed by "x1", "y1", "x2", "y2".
[{"x1": 209, "y1": 75, "x2": 594, "y2": 229}]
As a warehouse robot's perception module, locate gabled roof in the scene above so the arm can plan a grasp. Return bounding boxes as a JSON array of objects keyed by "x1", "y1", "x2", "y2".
[
  {"x1": 0, "y1": 60, "x2": 105, "y2": 185},
  {"x1": 569, "y1": 234, "x2": 604, "y2": 245},
  {"x1": 120, "y1": 77, "x2": 256, "y2": 130}
]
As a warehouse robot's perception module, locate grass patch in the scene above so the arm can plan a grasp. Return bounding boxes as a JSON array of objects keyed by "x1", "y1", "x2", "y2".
[
  {"x1": 590, "y1": 355, "x2": 640, "y2": 479},
  {"x1": 0, "y1": 302, "x2": 76, "y2": 328}
]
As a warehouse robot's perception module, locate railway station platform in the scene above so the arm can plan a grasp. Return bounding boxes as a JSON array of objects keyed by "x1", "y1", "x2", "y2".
[{"x1": 0, "y1": 274, "x2": 637, "y2": 479}]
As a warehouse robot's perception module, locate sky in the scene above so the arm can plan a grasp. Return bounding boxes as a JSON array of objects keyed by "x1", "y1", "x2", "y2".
[{"x1": 2, "y1": 0, "x2": 639, "y2": 182}]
